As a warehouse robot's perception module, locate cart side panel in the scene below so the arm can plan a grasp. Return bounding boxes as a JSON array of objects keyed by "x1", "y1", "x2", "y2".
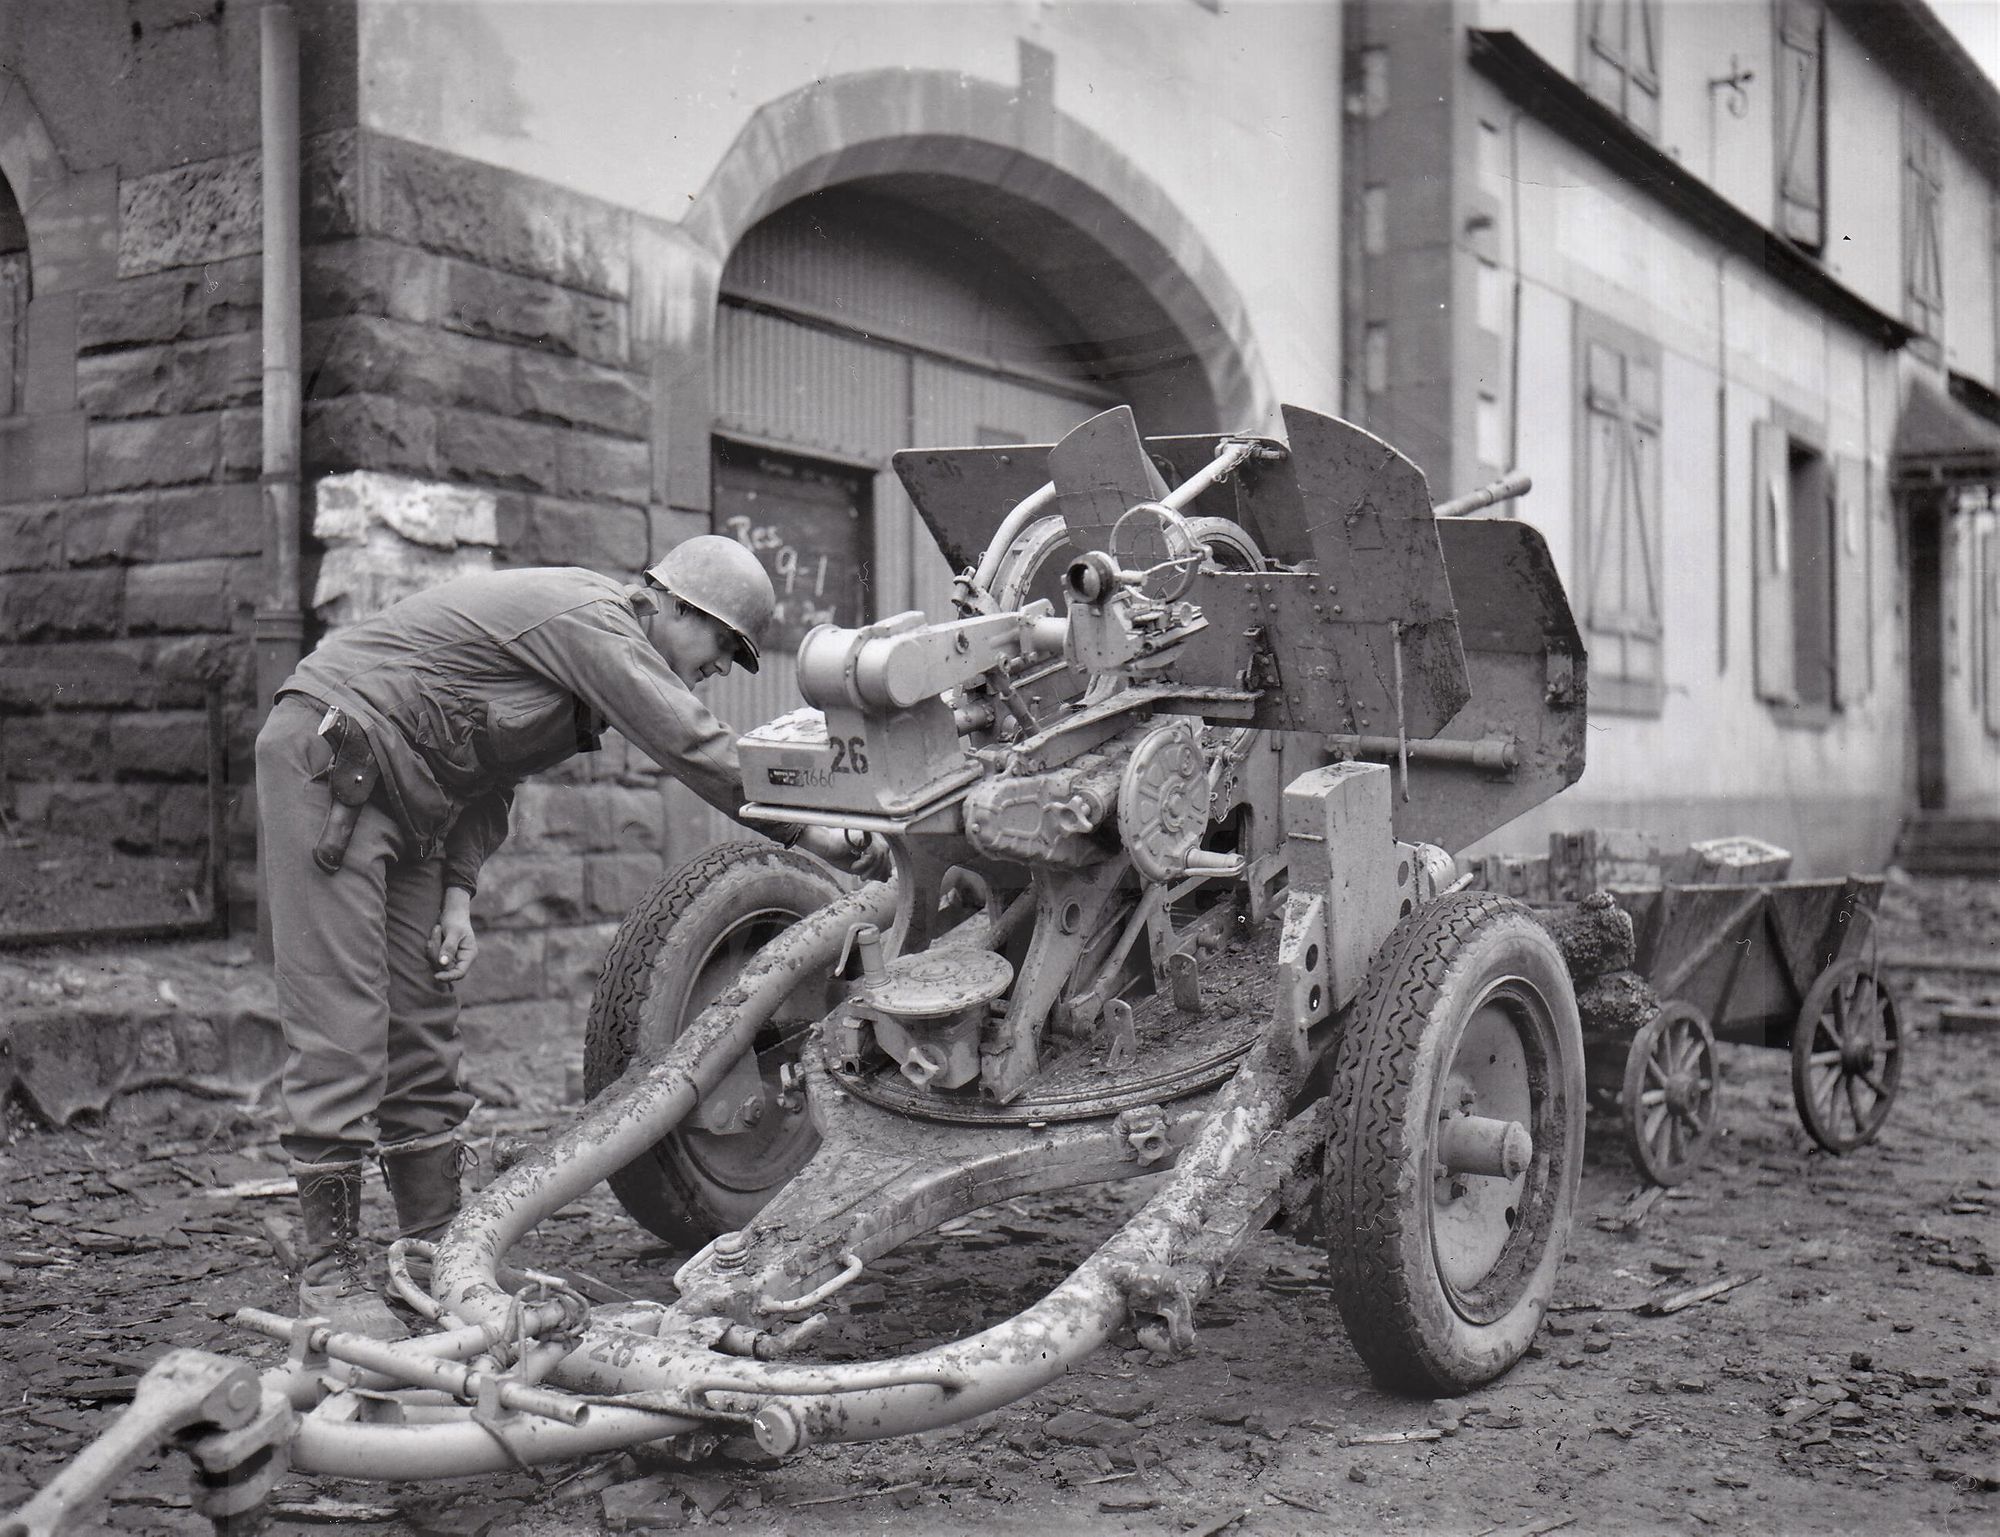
[{"x1": 1610, "y1": 877, "x2": 1888, "y2": 1049}]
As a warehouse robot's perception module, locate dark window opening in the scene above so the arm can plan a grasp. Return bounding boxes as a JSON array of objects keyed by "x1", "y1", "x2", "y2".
[
  {"x1": 1787, "y1": 441, "x2": 1835, "y2": 709},
  {"x1": 1754, "y1": 420, "x2": 1869, "y2": 718},
  {"x1": 0, "y1": 172, "x2": 28, "y2": 416},
  {"x1": 711, "y1": 439, "x2": 874, "y2": 650}
]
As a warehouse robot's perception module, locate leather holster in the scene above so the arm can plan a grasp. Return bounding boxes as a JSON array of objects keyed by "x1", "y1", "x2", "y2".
[{"x1": 312, "y1": 707, "x2": 381, "y2": 874}]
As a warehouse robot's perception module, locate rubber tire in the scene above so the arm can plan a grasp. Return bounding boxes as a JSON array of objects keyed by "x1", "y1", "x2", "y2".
[
  {"x1": 1322, "y1": 892, "x2": 1585, "y2": 1396},
  {"x1": 583, "y1": 842, "x2": 844, "y2": 1247}
]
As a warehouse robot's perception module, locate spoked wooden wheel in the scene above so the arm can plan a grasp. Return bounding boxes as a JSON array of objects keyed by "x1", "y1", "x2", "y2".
[
  {"x1": 1621, "y1": 1001, "x2": 1718, "y2": 1186},
  {"x1": 1790, "y1": 959, "x2": 1902, "y2": 1153}
]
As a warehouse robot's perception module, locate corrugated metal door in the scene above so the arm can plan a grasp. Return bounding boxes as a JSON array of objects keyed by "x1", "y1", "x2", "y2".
[{"x1": 664, "y1": 194, "x2": 1116, "y2": 864}]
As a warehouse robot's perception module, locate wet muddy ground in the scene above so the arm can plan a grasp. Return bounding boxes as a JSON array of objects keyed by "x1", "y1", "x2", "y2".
[{"x1": 0, "y1": 872, "x2": 1994, "y2": 1535}]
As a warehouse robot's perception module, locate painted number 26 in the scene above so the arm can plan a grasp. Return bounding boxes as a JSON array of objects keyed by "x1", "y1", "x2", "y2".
[{"x1": 828, "y1": 736, "x2": 869, "y2": 774}]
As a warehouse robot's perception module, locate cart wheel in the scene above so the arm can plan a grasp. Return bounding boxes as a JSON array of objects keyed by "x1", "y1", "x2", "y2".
[
  {"x1": 1790, "y1": 960, "x2": 1903, "y2": 1154},
  {"x1": 1621, "y1": 1002, "x2": 1718, "y2": 1187},
  {"x1": 1323, "y1": 893, "x2": 1585, "y2": 1396},
  {"x1": 583, "y1": 843, "x2": 845, "y2": 1246}
]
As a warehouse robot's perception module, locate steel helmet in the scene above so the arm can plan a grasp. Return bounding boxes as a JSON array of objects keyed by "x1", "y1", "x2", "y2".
[{"x1": 645, "y1": 535, "x2": 776, "y2": 673}]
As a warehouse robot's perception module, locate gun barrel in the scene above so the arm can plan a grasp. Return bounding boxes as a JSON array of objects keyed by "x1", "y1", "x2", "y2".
[{"x1": 1434, "y1": 471, "x2": 1533, "y2": 519}]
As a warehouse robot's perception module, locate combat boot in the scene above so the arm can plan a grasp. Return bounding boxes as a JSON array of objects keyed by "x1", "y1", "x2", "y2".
[
  {"x1": 380, "y1": 1130, "x2": 473, "y2": 1242},
  {"x1": 292, "y1": 1156, "x2": 404, "y2": 1340}
]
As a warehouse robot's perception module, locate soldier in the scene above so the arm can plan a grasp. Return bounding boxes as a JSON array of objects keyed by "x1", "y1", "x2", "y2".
[{"x1": 254, "y1": 536, "x2": 861, "y2": 1336}]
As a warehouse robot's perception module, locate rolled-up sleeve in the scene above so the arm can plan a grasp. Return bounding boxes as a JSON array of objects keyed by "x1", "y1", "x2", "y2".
[
  {"x1": 505, "y1": 603, "x2": 747, "y2": 815},
  {"x1": 442, "y1": 786, "x2": 514, "y2": 895}
]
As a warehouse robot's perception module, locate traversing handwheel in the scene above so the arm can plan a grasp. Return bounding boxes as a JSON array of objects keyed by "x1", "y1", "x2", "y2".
[
  {"x1": 1790, "y1": 959, "x2": 1902, "y2": 1154},
  {"x1": 582, "y1": 843, "x2": 845, "y2": 1246},
  {"x1": 1322, "y1": 893, "x2": 1585, "y2": 1396},
  {"x1": 1621, "y1": 1001, "x2": 1718, "y2": 1187}
]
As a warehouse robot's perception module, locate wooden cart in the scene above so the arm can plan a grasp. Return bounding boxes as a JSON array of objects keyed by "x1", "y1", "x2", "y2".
[{"x1": 1587, "y1": 875, "x2": 1901, "y2": 1185}]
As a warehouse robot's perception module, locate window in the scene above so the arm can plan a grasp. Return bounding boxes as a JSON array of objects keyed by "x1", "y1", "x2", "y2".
[
  {"x1": 1364, "y1": 323, "x2": 1389, "y2": 395},
  {"x1": 1351, "y1": 47, "x2": 1389, "y2": 121},
  {"x1": 1575, "y1": 310, "x2": 1663, "y2": 714},
  {"x1": 1774, "y1": 0, "x2": 1826, "y2": 251},
  {"x1": 1752, "y1": 419, "x2": 1871, "y2": 714},
  {"x1": 0, "y1": 172, "x2": 27, "y2": 415},
  {"x1": 1362, "y1": 185, "x2": 1388, "y2": 256},
  {"x1": 1976, "y1": 520, "x2": 1992, "y2": 740},
  {"x1": 1904, "y1": 111, "x2": 1944, "y2": 352},
  {"x1": 1966, "y1": 487, "x2": 2000, "y2": 737},
  {"x1": 711, "y1": 440, "x2": 873, "y2": 649},
  {"x1": 1581, "y1": 0, "x2": 1660, "y2": 139}
]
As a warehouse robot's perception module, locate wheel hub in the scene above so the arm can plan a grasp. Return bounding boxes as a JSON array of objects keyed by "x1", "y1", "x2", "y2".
[{"x1": 1662, "y1": 1069, "x2": 1702, "y2": 1114}]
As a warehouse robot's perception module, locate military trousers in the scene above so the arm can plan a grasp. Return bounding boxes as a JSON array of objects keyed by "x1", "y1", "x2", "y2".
[{"x1": 255, "y1": 695, "x2": 472, "y2": 1163}]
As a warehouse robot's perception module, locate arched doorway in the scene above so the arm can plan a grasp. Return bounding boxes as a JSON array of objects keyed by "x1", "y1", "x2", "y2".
[{"x1": 673, "y1": 177, "x2": 1228, "y2": 857}]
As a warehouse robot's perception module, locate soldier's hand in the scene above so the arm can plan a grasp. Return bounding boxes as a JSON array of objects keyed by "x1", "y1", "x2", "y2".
[
  {"x1": 431, "y1": 887, "x2": 479, "y2": 984},
  {"x1": 845, "y1": 830, "x2": 892, "y2": 881},
  {"x1": 792, "y1": 824, "x2": 889, "y2": 879}
]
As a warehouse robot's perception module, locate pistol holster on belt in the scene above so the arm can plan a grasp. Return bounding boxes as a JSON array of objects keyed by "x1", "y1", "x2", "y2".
[{"x1": 312, "y1": 707, "x2": 381, "y2": 874}]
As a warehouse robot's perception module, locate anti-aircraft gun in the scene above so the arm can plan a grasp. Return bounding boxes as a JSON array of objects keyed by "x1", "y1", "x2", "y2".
[{"x1": 3, "y1": 406, "x2": 1588, "y2": 1534}]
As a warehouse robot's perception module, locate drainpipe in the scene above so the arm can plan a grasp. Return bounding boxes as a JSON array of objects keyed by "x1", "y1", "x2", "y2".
[
  {"x1": 253, "y1": 0, "x2": 303, "y2": 713},
  {"x1": 253, "y1": 0, "x2": 303, "y2": 950}
]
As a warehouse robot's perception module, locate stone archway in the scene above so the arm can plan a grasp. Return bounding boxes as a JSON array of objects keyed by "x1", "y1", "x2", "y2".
[
  {"x1": 649, "y1": 67, "x2": 1274, "y2": 512},
  {"x1": 0, "y1": 71, "x2": 115, "y2": 301},
  {"x1": 0, "y1": 69, "x2": 113, "y2": 496}
]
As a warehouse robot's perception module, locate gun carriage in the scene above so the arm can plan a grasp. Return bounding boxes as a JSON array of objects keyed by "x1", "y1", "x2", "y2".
[{"x1": 5, "y1": 406, "x2": 1593, "y2": 1535}]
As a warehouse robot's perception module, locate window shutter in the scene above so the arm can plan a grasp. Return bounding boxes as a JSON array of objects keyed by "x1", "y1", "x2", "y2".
[
  {"x1": 1753, "y1": 421, "x2": 1795, "y2": 704},
  {"x1": 1628, "y1": 0, "x2": 1660, "y2": 138},
  {"x1": 1833, "y1": 454, "x2": 1870, "y2": 707},
  {"x1": 1580, "y1": 335, "x2": 1662, "y2": 707},
  {"x1": 1905, "y1": 120, "x2": 1945, "y2": 338},
  {"x1": 1626, "y1": 410, "x2": 1663, "y2": 685},
  {"x1": 1582, "y1": 1, "x2": 1659, "y2": 137},
  {"x1": 1776, "y1": 0, "x2": 1825, "y2": 248},
  {"x1": 1583, "y1": 0, "x2": 1621, "y2": 112}
]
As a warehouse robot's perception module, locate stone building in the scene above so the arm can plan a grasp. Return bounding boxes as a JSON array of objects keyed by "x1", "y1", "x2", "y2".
[
  {"x1": 2, "y1": 0, "x2": 1994, "y2": 1043},
  {"x1": 0, "y1": 0, "x2": 1338, "y2": 1039}
]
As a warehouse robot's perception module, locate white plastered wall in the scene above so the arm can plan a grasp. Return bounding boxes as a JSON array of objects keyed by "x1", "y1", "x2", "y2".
[
  {"x1": 354, "y1": 0, "x2": 1345, "y2": 420},
  {"x1": 1468, "y1": 110, "x2": 1909, "y2": 875}
]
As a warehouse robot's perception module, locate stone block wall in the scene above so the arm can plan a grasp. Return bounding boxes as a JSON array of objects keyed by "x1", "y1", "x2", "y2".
[
  {"x1": 287, "y1": 128, "x2": 700, "y2": 1029},
  {"x1": 0, "y1": 208, "x2": 267, "y2": 877},
  {"x1": 1, "y1": 12, "x2": 698, "y2": 1033},
  {"x1": 0, "y1": 1, "x2": 357, "y2": 917}
]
